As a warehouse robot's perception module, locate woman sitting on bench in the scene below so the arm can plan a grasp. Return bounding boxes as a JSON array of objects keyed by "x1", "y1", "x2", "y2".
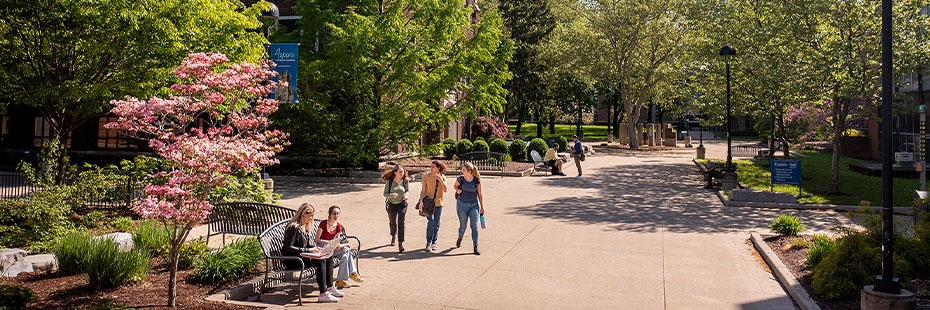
[{"x1": 282, "y1": 203, "x2": 344, "y2": 303}]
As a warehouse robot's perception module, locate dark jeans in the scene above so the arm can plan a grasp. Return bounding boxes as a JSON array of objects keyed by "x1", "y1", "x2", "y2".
[
  {"x1": 308, "y1": 258, "x2": 335, "y2": 292},
  {"x1": 546, "y1": 159, "x2": 560, "y2": 174},
  {"x1": 386, "y1": 200, "x2": 407, "y2": 243}
]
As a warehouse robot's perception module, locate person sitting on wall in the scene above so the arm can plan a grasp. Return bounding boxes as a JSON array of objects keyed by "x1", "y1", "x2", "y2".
[{"x1": 544, "y1": 144, "x2": 568, "y2": 176}]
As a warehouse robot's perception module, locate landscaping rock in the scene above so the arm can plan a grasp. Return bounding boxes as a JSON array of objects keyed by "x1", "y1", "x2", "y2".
[
  {"x1": 93, "y1": 232, "x2": 134, "y2": 252},
  {"x1": 1, "y1": 260, "x2": 33, "y2": 277},
  {"x1": 1, "y1": 248, "x2": 27, "y2": 271},
  {"x1": 24, "y1": 254, "x2": 58, "y2": 272},
  {"x1": 731, "y1": 189, "x2": 798, "y2": 204}
]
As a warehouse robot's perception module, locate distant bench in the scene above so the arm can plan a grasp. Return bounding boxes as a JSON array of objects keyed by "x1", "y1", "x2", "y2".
[
  {"x1": 698, "y1": 161, "x2": 738, "y2": 189},
  {"x1": 459, "y1": 151, "x2": 506, "y2": 171},
  {"x1": 206, "y1": 202, "x2": 295, "y2": 245}
]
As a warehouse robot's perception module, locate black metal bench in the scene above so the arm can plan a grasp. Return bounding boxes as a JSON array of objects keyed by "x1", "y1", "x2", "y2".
[
  {"x1": 459, "y1": 151, "x2": 506, "y2": 171},
  {"x1": 256, "y1": 219, "x2": 361, "y2": 305},
  {"x1": 206, "y1": 202, "x2": 296, "y2": 245}
]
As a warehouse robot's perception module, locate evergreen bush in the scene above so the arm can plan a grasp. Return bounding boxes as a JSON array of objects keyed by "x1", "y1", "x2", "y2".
[
  {"x1": 812, "y1": 231, "x2": 879, "y2": 300},
  {"x1": 457, "y1": 139, "x2": 473, "y2": 155},
  {"x1": 527, "y1": 138, "x2": 548, "y2": 160},
  {"x1": 193, "y1": 237, "x2": 263, "y2": 284},
  {"x1": 442, "y1": 138, "x2": 457, "y2": 159},
  {"x1": 472, "y1": 140, "x2": 490, "y2": 152},
  {"x1": 770, "y1": 214, "x2": 805, "y2": 237},
  {"x1": 489, "y1": 139, "x2": 509, "y2": 154},
  {"x1": 556, "y1": 136, "x2": 568, "y2": 151},
  {"x1": 110, "y1": 217, "x2": 134, "y2": 232},
  {"x1": 509, "y1": 139, "x2": 527, "y2": 161}
]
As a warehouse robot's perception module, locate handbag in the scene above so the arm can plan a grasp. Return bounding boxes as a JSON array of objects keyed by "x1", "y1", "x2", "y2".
[
  {"x1": 581, "y1": 153, "x2": 586, "y2": 161},
  {"x1": 419, "y1": 179, "x2": 439, "y2": 217}
]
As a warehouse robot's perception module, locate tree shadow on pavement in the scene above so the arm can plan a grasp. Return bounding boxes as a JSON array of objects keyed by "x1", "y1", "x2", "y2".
[
  {"x1": 512, "y1": 161, "x2": 854, "y2": 234},
  {"x1": 275, "y1": 182, "x2": 377, "y2": 199}
]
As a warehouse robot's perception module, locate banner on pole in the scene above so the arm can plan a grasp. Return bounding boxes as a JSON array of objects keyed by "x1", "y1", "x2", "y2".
[{"x1": 269, "y1": 43, "x2": 299, "y2": 103}]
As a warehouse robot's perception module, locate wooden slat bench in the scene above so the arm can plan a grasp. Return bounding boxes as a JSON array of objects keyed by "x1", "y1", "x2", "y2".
[
  {"x1": 206, "y1": 202, "x2": 295, "y2": 245},
  {"x1": 256, "y1": 219, "x2": 361, "y2": 305},
  {"x1": 459, "y1": 151, "x2": 507, "y2": 171}
]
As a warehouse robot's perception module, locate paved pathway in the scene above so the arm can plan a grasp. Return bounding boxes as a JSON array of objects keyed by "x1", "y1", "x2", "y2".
[{"x1": 198, "y1": 140, "x2": 856, "y2": 309}]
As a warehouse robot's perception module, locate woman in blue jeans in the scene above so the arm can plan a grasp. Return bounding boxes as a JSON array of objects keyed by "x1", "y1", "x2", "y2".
[
  {"x1": 454, "y1": 162, "x2": 485, "y2": 255},
  {"x1": 420, "y1": 160, "x2": 447, "y2": 252}
]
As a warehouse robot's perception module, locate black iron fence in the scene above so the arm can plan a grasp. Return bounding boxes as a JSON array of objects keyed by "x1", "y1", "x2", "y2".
[
  {"x1": 0, "y1": 170, "x2": 145, "y2": 209},
  {"x1": 732, "y1": 145, "x2": 771, "y2": 158}
]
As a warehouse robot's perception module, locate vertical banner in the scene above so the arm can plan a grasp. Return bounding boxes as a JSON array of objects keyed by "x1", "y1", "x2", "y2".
[{"x1": 269, "y1": 43, "x2": 299, "y2": 103}]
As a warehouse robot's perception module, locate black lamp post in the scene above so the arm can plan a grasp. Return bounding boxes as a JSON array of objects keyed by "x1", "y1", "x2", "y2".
[
  {"x1": 720, "y1": 45, "x2": 736, "y2": 172},
  {"x1": 874, "y1": 0, "x2": 900, "y2": 294}
]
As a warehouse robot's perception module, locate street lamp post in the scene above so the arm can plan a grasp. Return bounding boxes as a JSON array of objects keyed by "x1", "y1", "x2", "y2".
[
  {"x1": 261, "y1": 3, "x2": 280, "y2": 40},
  {"x1": 719, "y1": 45, "x2": 737, "y2": 190}
]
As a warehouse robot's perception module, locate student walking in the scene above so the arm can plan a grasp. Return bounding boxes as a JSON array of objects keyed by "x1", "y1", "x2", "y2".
[
  {"x1": 420, "y1": 161, "x2": 448, "y2": 252},
  {"x1": 454, "y1": 162, "x2": 485, "y2": 255},
  {"x1": 382, "y1": 164, "x2": 410, "y2": 253}
]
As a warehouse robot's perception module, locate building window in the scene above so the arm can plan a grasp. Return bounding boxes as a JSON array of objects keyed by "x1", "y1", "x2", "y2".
[
  {"x1": 97, "y1": 117, "x2": 137, "y2": 149},
  {"x1": 33, "y1": 117, "x2": 54, "y2": 147}
]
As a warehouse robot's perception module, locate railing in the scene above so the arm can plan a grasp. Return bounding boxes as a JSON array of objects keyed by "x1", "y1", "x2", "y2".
[
  {"x1": 732, "y1": 145, "x2": 771, "y2": 158},
  {"x1": 0, "y1": 170, "x2": 145, "y2": 209},
  {"x1": 0, "y1": 171, "x2": 37, "y2": 199}
]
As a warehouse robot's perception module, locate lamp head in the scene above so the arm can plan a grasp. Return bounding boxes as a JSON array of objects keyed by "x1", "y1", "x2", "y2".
[
  {"x1": 719, "y1": 45, "x2": 736, "y2": 56},
  {"x1": 261, "y1": 2, "x2": 280, "y2": 20}
]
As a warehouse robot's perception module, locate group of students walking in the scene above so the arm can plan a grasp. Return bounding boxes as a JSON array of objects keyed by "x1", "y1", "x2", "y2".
[
  {"x1": 279, "y1": 160, "x2": 487, "y2": 303},
  {"x1": 382, "y1": 160, "x2": 486, "y2": 256}
]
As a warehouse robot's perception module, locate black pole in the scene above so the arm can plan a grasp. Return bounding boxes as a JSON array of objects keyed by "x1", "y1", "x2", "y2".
[
  {"x1": 726, "y1": 59, "x2": 733, "y2": 171},
  {"x1": 875, "y1": 0, "x2": 900, "y2": 294}
]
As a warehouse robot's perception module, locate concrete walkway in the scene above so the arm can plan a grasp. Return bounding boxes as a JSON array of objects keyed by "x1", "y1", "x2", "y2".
[{"x1": 199, "y1": 140, "x2": 856, "y2": 309}]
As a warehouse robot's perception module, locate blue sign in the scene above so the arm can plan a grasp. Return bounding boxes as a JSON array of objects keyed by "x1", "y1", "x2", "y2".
[
  {"x1": 771, "y1": 159, "x2": 801, "y2": 185},
  {"x1": 269, "y1": 43, "x2": 299, "y2": 103}
]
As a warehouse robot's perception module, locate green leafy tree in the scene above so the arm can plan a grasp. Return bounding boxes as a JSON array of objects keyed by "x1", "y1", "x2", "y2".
[
  {"x1": 289, "y1": 0, "x2": 514, "y2": 167},
  {"x1": 0, "y1": 0, "x2": 267, "y2": 184},
  {"x1": 500, "y1": 0, "x2": 556, "y2": 137}
]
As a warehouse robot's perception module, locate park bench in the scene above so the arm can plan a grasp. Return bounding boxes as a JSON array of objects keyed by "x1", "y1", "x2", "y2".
[
  {"x1": 459, "y1": 151, "x2": 506, "y2": 171},
  {"x1": 529, "y1": 150, "x2": 550, "y2": 176},
  {"x1": 256, "y1": 219, "x2": 361, "y2": 305},
  {"x1": 699, "y1": 161, "x2": 738, "y2": 188},
  {"x1": 206, "y1": 202, "x2": 295, "y2": 245}
]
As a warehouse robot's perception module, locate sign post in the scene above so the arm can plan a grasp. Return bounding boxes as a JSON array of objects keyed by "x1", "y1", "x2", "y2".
[{"x1": 771, "y1": 159, "x2": 801, "y2": 196}]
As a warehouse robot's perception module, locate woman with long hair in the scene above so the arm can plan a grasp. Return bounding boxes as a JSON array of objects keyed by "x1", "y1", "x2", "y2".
[
  {"x1": 315, "y1": 205, "x2": 364, "y2": 288},
  {"x1": 420, "y1": 161, "x2": 447, "y2": 252},
  {"x1": 281, "y1": 203, "x2": 344, "y2": 303},
  {"x1": 381, "y1": 164, "x2": 410, "y2": 253},
  {"x1": 454, "y1": 162, "x2": 485, "y2": 255}
]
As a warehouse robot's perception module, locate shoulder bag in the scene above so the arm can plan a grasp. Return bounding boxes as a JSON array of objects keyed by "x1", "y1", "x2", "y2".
[{"x1": 419, "y1": 178, "x2": 439, "y2": 217}]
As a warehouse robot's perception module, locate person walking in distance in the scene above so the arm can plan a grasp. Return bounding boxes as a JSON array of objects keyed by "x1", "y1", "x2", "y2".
[
  {"x1": 382, "y1": 164, "x2": 410, "y2": 253},
  {"x1": 454, "y1": 162, "x2": 485, "y2": 255},
  {"x1": 420, "y1": 161, "x2": 448, "y2": 252},
  {"x1": 571, "y1": 135, "x2": 583, "y2": 178}
]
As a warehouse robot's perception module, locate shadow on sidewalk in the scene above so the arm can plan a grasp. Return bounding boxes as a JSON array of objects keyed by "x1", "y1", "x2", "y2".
[{"x1": 512, "y1": 161, "x2": 849, "y2": 234}]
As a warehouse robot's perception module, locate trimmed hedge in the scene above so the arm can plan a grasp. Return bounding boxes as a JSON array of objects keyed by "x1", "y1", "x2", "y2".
[{"x1": 509, "y1": 139, "x2": 527, "y2": 162}]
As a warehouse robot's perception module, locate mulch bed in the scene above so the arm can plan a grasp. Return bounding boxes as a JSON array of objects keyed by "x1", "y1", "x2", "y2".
[
  {"x1": 2, "y1": 258, "x2": 262, "y2": 309},
  {"x1": 763, "y1": 235, "x2": 930, "y2": 310}
]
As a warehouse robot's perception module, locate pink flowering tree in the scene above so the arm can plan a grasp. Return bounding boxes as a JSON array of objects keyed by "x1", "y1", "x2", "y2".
[{"x1": 107, "y1": 52, "x2": 288, "y2": 307}]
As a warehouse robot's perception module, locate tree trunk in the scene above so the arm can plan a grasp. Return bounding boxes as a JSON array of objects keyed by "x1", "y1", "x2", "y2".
[
  {"x1": 167, "y1": 243, "x2": 179, "y2": 308},
  {"x1": 548, "y1": 117, "x2": 555, "y2": 134},
  {"x1": 55, "y1": 131, "x2": 70, "y2": 185},
  {"x1": 535, "y1": 108, "x2": 543, "y2": 138},
  {"x1": 829, "y1": 95, "x2": 844, "y2": 194}
]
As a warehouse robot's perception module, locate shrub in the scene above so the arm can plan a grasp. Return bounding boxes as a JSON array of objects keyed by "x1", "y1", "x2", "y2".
[
  {"x1": 52, "y1": 230, "x2": 93, "y2": 275},
  {"x1": 193, "y1": 237, "x2": 264, "y2": 284},
  {"x1": 178, "y1": 237, "x2": 209, "y2": 270},
  {"x1": 83, "y1": 211, "x2": 107, "y2": 228},
  {"x1": 209, "y1": 171, "x2": 279, "y2": 204},
  {"x1": 509, "y1": 139, "x2": 527, "y2": 161},
  {"x1": 132, "y1": 220, "x2": 170, "y2": 257},
  {"x1": 472, "y1": 140, "x2": 490, "y2": 152},
  {"x1": 474, "y1": 136, "x2": 485, "y2": 143},
  {"x1": 489, "y1": 139, "x2": 509, "y2": 155},
  {"x1": 110, "y1": 217, "x2": 134, "y2": 232},
  {"x1": 457, "y1": 139, "x2": 473, "y2": 155},
  {"x1": 812, "y1": 231, "x2": 880, "y2": 300},
  {"x1": 789, "y1": 237, "x2": 810, "y2": 249},
  {"x1": 806, "y1": 234, "x2": 835, "y2": 269},
  {"x1": 0, "y1": 285, "x2": 35, "y2": 310},
  {"x1": 83, "y1": 236, "x2": 150, "y2": 289},
  {"x1": 527, "y1": 138, "x2": 548, "y2": 160},
  {"x1": 770, "y1": 214, "x2": 805, "y2": 237},
  {"x1": 555, "y1": 136, "x2": 568, "y2": 151},
  {"x1": 442, "y1": 138, "x2": 457, "y2": 159}
]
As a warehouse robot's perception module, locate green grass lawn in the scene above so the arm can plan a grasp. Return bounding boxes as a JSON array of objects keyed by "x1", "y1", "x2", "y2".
[
  {"x1": 508, "y1": 123, "x2": 610, "y2": 141},
  {"x1": 728, "y1": 151, "x2": 920, "y2": 207}
]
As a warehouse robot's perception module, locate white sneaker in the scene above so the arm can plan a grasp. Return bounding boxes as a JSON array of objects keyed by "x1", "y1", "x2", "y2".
[
  {"x1": 430, "y1": 243, "x2": 437, "y2": 251},
  {"x1": 318, "y1": 291, "x2": 340, "y2": 303},
  {"x1": 425, "y1": 244, "x2": 432, "y2": 252},
  {"x1": 327, "y1": 286, "x2": 345, "y2": 297}
]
